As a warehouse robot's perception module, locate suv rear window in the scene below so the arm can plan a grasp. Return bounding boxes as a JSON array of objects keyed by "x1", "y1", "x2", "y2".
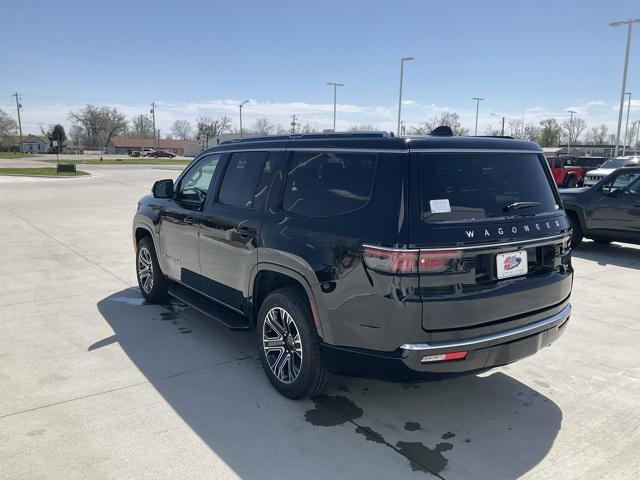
[
  {"x1": 419, "y1": 153, "x2": 558, "y2": 222},
  {"x1": 283, "y1": 151, "x2": 377, "y2": 217}
]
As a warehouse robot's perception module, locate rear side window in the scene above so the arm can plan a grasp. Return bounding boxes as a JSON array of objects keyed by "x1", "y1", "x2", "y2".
[
  {"x1": 419, "y1": 153, "x2": 558, "y2": 222},
  {"x1": 282, "y1": 151, "x2": 377, "y2": 217},
  {"x1": 218, "y1": 151, "x2": 273, "y2": 208}
]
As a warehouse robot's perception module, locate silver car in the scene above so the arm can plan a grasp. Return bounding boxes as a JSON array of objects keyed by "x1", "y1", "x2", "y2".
[{"x1": 584, "y1": 156, "x2": 640, "y2": 187}]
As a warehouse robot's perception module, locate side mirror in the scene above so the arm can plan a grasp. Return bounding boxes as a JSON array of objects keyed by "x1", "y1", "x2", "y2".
[{"x1": 152, "y1": 179, "x2": 174, "y2": 198}]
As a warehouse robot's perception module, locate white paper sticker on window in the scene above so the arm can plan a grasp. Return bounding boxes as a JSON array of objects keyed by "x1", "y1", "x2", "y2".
[{"x1": 429, "y1": 199, "x2": 451, "y2": 213}]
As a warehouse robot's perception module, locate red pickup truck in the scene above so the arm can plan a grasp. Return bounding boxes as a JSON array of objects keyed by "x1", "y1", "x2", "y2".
[{"x1": 546, "y1": 156, "x2": 588, "y2": 188}]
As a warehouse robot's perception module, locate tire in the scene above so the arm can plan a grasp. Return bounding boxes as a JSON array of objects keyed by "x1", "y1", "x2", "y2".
[
  {"x1": 136, "y1": 236, "x2": 169, "y2": 303},
  {"x1": 257, "y1": 287, "x2": 332, "y2": 399},
  {"x1": 593, "y1": 238, "x2": 612, "y2": 245},
  {"x1": 567, "y1": 212, "x2": 583, "y2": 248},
  {"x1": 566, "y1": 176, "x2": 577, "y2": 188}
]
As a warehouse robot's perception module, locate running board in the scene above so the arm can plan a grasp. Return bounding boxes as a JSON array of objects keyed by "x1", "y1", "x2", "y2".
[{"x1": 168, "y1": 282, "x2": 250, "y2": 330}]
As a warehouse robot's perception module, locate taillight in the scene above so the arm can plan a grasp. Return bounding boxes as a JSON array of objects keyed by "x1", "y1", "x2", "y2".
[
  {"x1": 362, "y1": 246, "x2": 463, "y2": 274},
  {"x1": 418, "y1": 250, "x2": 463, "y2": 273},
  {"x1": 362, "y1": 246, "x2": 419, "y2": 274}
]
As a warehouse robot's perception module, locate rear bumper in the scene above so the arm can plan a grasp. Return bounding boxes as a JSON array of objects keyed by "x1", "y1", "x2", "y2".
[{"x1": 321, "y1": 303, "x2": 571, "y2": 380}]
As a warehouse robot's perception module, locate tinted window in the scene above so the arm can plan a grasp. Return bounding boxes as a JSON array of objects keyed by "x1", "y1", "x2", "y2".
[
  {"x1": 218, "y1": 152, "x2": 272, "y2": 208},
  {"x1": 605, "y1": 171, "x2": 640, "y2": 194},
  {"x1": 178, "y1": 153, "x2": 222, "y2": 203},
  {"x1": 419, "y1": 153, "x2": 558, "y2": 222},
  {"x1": 282, "y1": 151, "x2": 377, "y2": 217}
]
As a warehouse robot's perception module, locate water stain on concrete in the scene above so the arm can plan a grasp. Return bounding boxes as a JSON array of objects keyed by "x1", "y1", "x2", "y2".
[
  {"x1": 404, "y1": 421, "x2": 422, "y2": 431},
  {"x1": 336, "y1": 385, "x2": 351, "y2": 393},
  {"x1": 441, "y1": 431, "x2": 455, "y2": 440},
  {"x1": 534, "y1": 380, "x2": 551, "y2": 388},
  {"x1": 515, "y1": 392, "x2": 532, "y2": 406},
  {"x1": 355, "y1": 425, "x2": 385, "y2": 444},
  {"x1": 304, "y1": 395, "x2": 363, "y2": 427},
  {"x1": 160, "y1": 311, "x2": 179, "y2": 321},
  {"x1": 179, "y1": 330, "x2": 192, "y2": 334},
  {"x1": 395, "y1": 441, "x2": 453, "y2": 475}
]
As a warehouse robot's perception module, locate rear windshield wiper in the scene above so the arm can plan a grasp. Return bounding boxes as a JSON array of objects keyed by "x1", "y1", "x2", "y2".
[{"x1": 503, "y1": 201, "x2": 542, "y2": 212}]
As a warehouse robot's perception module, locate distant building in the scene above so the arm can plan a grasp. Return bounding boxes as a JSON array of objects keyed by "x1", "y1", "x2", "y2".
[
  {"x1": 0, "y1": 134, "x2": 49, "y2": 153},
  {"x1": 106, "y1": 137, "x2": 202, "y2": 156}
]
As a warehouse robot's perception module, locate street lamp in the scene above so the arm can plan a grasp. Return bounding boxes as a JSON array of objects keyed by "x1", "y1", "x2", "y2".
[
  {"x1": 472, "y1": 98, "x2": 484, "y2": 136},
  {"x1": 610, "y1": 18, "x2": 640, "y2": 156},
  {"x1": 397, "y1": 56, "x2": 414, "y2": 136},
  {"x1": 239, "y1": 100, "x2": 249, "y2": 138},
  {"x1": 634, "y1": 120, "x2": 640, "y2": 154},
  {"x1": 491, "y1": 113, "x2": 505, "y2": 136},
  {"x1": 567, "y1": 110, "x2": 576, "y2": 154},
  {"x1": 623, "y1": 92, "x2": 632, "y2": 155},
  {"x1": 326, "y1": 82, "x2": 344, "y2": 132}
]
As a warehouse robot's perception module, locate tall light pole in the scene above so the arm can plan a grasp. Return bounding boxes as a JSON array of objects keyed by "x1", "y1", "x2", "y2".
[
  {"x1": 472, "y1": 98, "x2": 484, "y2": 135},
  {"x1": 239, "y1": 100, "x2": 249, "y2": 138},
  {"x1": 567, "y1": 110, "x2": 576, "y2": 154},
  {"x1": 326, "y1": 82, "x2": 344, "y2": 132},
  {"x1": 623, "y1": 92, "x2": 632, "y2": 155},
  {"x1": 397, "y1": 56, "x2": 414, "y2": 136},
  {"x1": 634, "y1": 120, "x2": 640, "y2": 154},
  {"x1": 150, "y1": 102, "x2": 157, "y2": 149},
  {"x1": 491, "y1": 113, "x2": 505, "y2": 136},
  {"x1": 610, "y1": 18, "x2": 640, "y2": 156}
]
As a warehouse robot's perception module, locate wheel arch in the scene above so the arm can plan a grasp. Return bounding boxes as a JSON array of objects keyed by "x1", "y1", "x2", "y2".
[{"x1": 249, "y1": 263, "x2": 326, "y2": 340}]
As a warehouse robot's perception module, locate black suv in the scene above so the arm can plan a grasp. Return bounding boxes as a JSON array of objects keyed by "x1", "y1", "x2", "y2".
[
  {"x1": 133, "y1": 132, "x2": 573, "y2": 399},
  {"x1": 561, "y1": 166, "x2": 640, "y2": 247}
]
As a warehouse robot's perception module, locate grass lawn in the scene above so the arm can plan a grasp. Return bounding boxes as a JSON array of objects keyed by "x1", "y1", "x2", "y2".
[
  {"x1": 41, "y1": 158, "x2": 191, "y2": 165},
  {"x1": 0, "y1": 152, "x2": 36, "y2": 159},
  {"x1": 0, "y1": 168, "x2": 89, "y2": 176}
]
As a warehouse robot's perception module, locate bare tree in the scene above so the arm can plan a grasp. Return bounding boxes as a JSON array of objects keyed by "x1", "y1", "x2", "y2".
[
  {"x1": 170, "y1": 120, "x2": 194, "y2": 140},
  {"x1": 585, "y1": 124, "x2": 609, "y2": 145},
  {"x1": 0, "y1": 108, "x2": 17, "y2": 136},
  {"x1": 411, "y1": 112, "x2": 469, "y2": 136},
  {"x1": 562, "y1": 117, "x2": 586, "y2": 145},
  {"x1": 348, "y1": 124, "x2": 378, "y2": 131},
  {"x1": 196, "y1": 116, "x2": 232, "y2": 146},
  {"x1": 252, "y1": 118, "x2": 275, "y2": 135},
  {"x1": 129, "y1": 115, "x2": 155, "y2": 139},
  {"x1": 274, "y1": 124, "x2": 288, "y2": 135},
  {"x1": 68, "y1": 105, "x2": 127, "y2": 148},
  {"x1": 485, "y1": 125, "x2": 502, "y2": 136}
]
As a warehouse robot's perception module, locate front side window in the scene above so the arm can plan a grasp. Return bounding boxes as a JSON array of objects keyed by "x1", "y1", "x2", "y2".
[
  {"x1": 603, "y1": 171, "x2": 640, "y2": 194},
  {"x1": 178, "y1": 153, "x2": 222, "y2": 203},
  {"x1": 218, "y1": 151, "x2": 273, "y2": 208},
  {"x1": 282, "y1": 151, "x2": 377, "y2": 217},
  {"x1": 419, "y1": 153, "x2": 558, "y2": 222}
]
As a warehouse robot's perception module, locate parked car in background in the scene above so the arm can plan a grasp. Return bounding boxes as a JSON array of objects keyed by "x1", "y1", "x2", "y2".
[
  {"x1": 149, "y1": 150, "x2": 176, "y2": 158},
  {"x1": 574, "y1": 156, "x2": 605, "y2": 171},
  {"x1": 132, "y1": 131, "x2": 573, "y2": 399},
  {"x1": 129, "y1": 148, "x2": 155, "y2": 157},
  {"x1": 583, "y1": 156, "x2": 640, "y2": 187},
  {"x1": 546, "y1": 156, "x2": 588, "y2": 187},
  {"x1": 560, "y1": 166, "x2": 640, "y2": 247}
]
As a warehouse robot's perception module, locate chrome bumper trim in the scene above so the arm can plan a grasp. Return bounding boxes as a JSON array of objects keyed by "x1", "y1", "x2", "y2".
[{"x1": 400, "y1": 304, "x2": 571, "y2": 352}]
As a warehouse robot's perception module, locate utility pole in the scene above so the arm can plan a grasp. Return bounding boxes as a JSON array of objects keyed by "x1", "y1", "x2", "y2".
[
  {"x1": 623, "y1": 92, "x2": 632, "y2": 155},
  {"x1": 567, "y1": 110, "x2": 576, "y2": 154},
  {"x1": 472, "y1": 97, "x2": 484, "y2": 136},
  {"x1": 13, "y1": 93, "x2": 23, "y2": 151},
  {"x1": 610, "y1": 18, "x2": 640, "y2": 156},
  {"x1": 150, "y1": 102, "x2": 157, "y2": 149},
  {"x1": 634, "y1": 120, "x2": 640, "y2": 154},
  {"x1": 239, "y1": 100, "x2": 249, "y2": 138},
  {"x1": 491, "y1": 113, "x2": 506, "y2": 136},
  {"x1": 326, "y1": 82, "x2": 344, "y2": 132},
  {"x1": 291, "y1": 114, "x2": 298, "y2": 134}
]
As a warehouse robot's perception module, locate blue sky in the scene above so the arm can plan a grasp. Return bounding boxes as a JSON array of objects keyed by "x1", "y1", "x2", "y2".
[{"x1": 3, "y1": 0, "x2": 640, "y2": 135}]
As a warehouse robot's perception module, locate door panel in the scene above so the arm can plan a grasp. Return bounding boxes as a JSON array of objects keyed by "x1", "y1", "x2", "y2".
[
  {"x1": 589, "y1": 171, "x2": 640, "y2": 234},
  {"x1": 158, "y1": 153, "x2": 223, "y2": 287},
  {"x1": 199, "y1": 151, "x2": 279, "y2": 312}
]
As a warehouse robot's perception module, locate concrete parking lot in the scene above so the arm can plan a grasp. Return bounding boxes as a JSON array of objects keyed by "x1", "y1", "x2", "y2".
[{"x1": 1, "y1": 164, "x2": 639, "y2": 479}]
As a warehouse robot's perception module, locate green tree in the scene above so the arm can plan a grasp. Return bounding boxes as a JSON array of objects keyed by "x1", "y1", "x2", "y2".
[
  {"x1": 46, "y1": 124, "x2": 67, "y2": 153},
  {"x1": 537, "y1": 118, "x2": 563, "y2": 147}
]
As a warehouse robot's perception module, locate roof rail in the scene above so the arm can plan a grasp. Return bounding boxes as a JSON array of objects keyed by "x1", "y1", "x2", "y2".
[{"x1": 220, "y1": 131, "x2": 394, "y2": 145}]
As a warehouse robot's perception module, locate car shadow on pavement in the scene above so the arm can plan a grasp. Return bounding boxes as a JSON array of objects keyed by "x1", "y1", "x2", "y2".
[
  {"x1": 572, "y1": 240, "x2": 640, "y2": 270},
  {"x1": 95, "y1": 288, "x2": 562, "y2": 479}
]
